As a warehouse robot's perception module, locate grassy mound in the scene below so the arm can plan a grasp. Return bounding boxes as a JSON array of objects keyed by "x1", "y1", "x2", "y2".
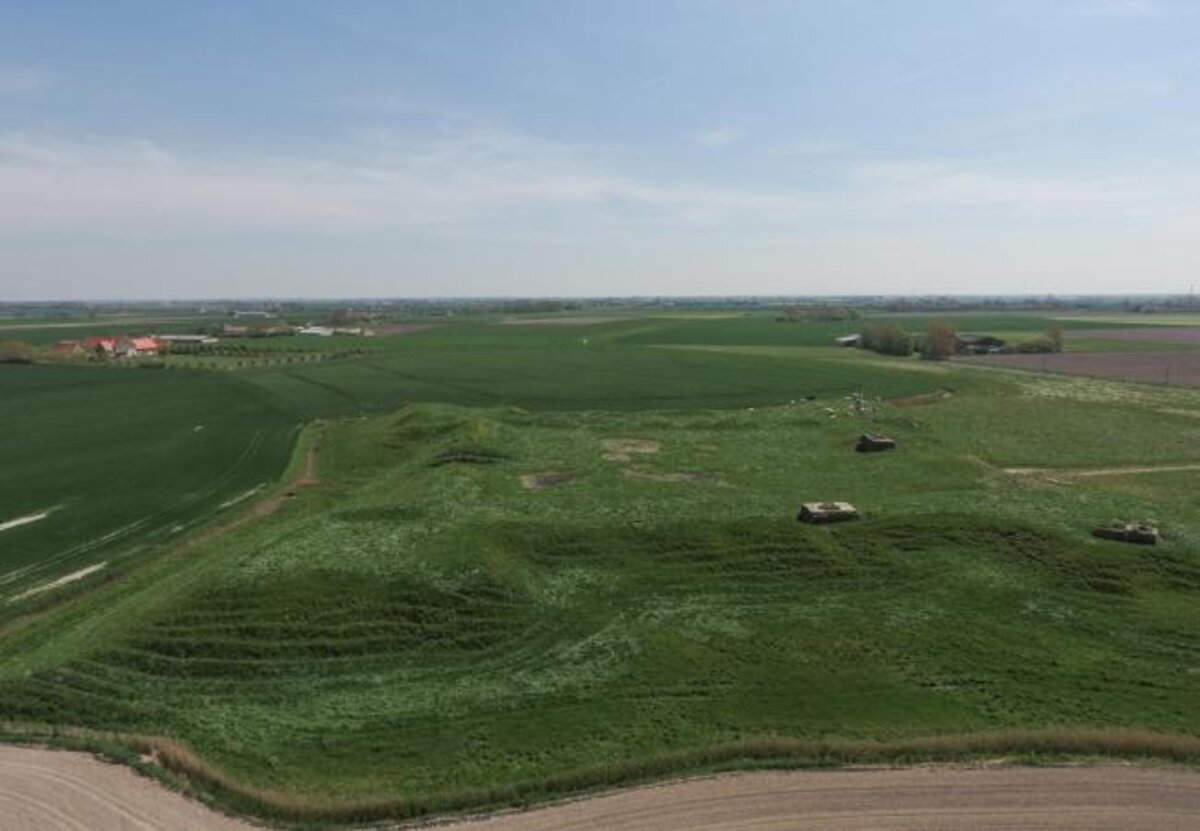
[{"x1": 3, "y1": 389, "x2": 1200, "y2": 822}]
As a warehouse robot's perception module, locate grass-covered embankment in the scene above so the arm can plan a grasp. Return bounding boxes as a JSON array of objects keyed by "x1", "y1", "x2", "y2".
[{"x1": 3, "y1": 361, "x2": 1200, "y2": 823}]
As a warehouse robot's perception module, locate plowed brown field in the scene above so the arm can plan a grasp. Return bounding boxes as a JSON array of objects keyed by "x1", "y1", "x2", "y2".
[
  {"x1": 959, "y1": 351, "x2": 1200, "y2": 386},
  {"x1": 5, "y1": 747, "x2": 1200, "y2": 830}
]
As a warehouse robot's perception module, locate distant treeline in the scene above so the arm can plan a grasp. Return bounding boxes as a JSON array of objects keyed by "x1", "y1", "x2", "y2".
[{"x1": 6, "y1": 293, "x2": 1200, "y2": 322}]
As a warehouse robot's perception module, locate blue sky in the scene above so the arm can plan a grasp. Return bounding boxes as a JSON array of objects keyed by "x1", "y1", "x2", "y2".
[{"x1": 2, "y1": 0, "x2": 1199, "y2": 299}]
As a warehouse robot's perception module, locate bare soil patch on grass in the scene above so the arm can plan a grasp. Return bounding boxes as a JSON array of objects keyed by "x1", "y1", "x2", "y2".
[
  {"x1": 8, "y1": 563, "x2": 107, "y2": 604},
  {"x1": 520, "y1": 472, "x2": 577, "y2": 490},
  {"x1": 960, "y1": 352, "x2": 1200, "y2": 387},
  {"x1": 0, "y1": 510, "x2": 55, "y2": 534},
  {"x1": 601, "y1": 438, "x2": 661, "y2": 462},
  {"x1": 1005, "y1": 462, "x2": 1200, "y2": 480},
  {"x1": 890, "y1": 388, "x2": 955, "y2": 407},
  {"x1": 622, "y1": 468, "x2": 717, "y2": 484}
]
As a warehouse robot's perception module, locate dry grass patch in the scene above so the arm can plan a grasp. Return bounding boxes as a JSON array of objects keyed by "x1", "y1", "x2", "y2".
[
  {"x1": 520, "y1": 472, "x2": 578, "y2": 491},
  {"x1": 890, "y1": 389, "x2": 955, "y2": 407},
  {"x1": 622, "y1": 468, "x2": 720, "y2": 485},
  {"x1": 601, "y1": 438, "x2": 661, "y2": 462}
]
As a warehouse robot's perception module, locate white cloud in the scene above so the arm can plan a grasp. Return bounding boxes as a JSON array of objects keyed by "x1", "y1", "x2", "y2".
[
  {"x1": 0, "y1": 68, "x2": 45, "y2": 96},
  {"x1": 847, "y1": 160, "x2": 1150, "y2": 216},
  {"x1": 689, "y1": 127, "x2": 746, "y2": 148},
  {"x1": 2, "y1": 124, "x2": 1200, "y2": 300},
  {"x1": 0, "y1": 128, "x2": 816, "y2": 238}
]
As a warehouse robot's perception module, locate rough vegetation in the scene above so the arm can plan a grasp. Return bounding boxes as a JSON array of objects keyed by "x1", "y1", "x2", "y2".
[{"x1": 4, "y1": 308, "x2": 1200, "y2": 825}]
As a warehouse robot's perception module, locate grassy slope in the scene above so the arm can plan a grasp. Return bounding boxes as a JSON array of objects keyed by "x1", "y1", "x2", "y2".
[
  {"x1": 2, "y1": 317, "x2": 939, "y2": 605},
  {"x1": 3, "y1": 356, "x2": 1200, "y2": 819}
]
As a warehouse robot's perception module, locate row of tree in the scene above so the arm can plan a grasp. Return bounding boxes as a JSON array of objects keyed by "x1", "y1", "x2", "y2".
[
  {"x1": 860, "y1": 322, "x2": 958, "y2": 359},
  {"x1": 860, "y1": 322, "x2": 1065, "y2": 359}
]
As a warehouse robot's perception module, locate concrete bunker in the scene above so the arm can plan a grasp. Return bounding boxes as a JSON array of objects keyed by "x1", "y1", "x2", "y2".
[
  {"x1": 1092, "y1": 522, "x2": 1159, "y2": 545},
  {"x1": 856, "y1": 433, "x2": 896, "y2": 453},
  {"x1": 798, "y1": 502, "x2": 860, "y2": 524}
]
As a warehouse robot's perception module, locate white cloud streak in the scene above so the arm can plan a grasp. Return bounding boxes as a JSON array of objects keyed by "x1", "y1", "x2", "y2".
[{"x1": 0, "y1": 128, "x2": 1196, "y2": 249}]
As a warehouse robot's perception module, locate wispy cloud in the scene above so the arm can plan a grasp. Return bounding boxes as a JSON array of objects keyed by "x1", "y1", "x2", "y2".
[
  {"x1": 772, "y1": 138, "x2": 847, "y2": 157},
  {"x1": 689, "y1": 127, "x2": 746, "y2": 148},
  {"x1": 1, "y1": 125, "x2": 1194, "y2": 245},
  {"x1": 1071, "y1": 0, "x2": 1163, "y2": 16},
  {"x1": 0, "y1": 128, "x2": 813, "y2": 237},
  {"x1": 0, "y1": 68, "x2": 45, "y2": 96}
]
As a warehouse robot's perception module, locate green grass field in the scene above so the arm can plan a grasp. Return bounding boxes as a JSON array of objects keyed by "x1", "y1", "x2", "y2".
[
  {"x1": 0, "y1": 366, "x2": 300, "y2": 607},
  {"x1": 3, "y1": 309, "x2": 1200, "y2": 825}
]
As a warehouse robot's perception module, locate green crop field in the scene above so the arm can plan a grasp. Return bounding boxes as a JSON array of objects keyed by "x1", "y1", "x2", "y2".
[
  {"x1": 4, "y1": 309, "x2": 1200, "y2": 825},
  {"x1": 0, "y1": 366, "x2": 301, "y2": 609}
]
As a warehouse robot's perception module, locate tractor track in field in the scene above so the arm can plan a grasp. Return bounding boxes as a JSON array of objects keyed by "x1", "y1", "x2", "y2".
[
  {"x1": 0, "y1": 426, "x2": 322, "y2": 639},
  {"x1": 4, "y1": 749, "x2": 1200, "y2": 830},
  {"x1": 1003, "y1": 462, "x2": 1200, "y2": 479},
  {"x1": 178, "y1": 425, "x2": 321, "y2": 550}
]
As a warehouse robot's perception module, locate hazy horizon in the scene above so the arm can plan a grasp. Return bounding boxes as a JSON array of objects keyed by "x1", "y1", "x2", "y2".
[{"x1": 4, "y1": 1, "x2": 1200, "y2": 300}]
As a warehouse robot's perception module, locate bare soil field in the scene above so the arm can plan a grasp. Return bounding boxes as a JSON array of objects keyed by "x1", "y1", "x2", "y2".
[
  {"x1": 1070, "y1": 328, "x2": 1200, "y2": 343},
  {"x1": 455, "y1": 766, "x2": 1200, "y2": 831},
  {"x1": 959, "y1": 351, "x2": 1200, "y2": 387},
  {"x1": 0, "y1": 746, "x2": 252, "y2": 831},
  {"x1": 5, "y1": 749, "x2": 1200, "y2": 831}
]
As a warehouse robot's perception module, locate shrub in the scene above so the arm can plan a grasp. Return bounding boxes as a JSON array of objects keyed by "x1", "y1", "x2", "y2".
[
  {"x1": 0, "y1": 341, "x2": 35, "y2": 364},
  {"x1": 920, "y1": 321, "x2": 957, "y2": 360},
  {"x1": 1046, "y1": 324, "x2": 1064, "y2": 352},
  {"x1": 860, "y1": 323, "x2": 913, "y2": 356},
  {"x1": 1015, "y1": 337, "x2": 1056, "y2": 353}
]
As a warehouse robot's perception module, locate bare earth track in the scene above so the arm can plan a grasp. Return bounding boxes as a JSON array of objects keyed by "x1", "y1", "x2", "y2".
[{"x1": 4, "y1": 748, "x2": 1200, "y2": 830}]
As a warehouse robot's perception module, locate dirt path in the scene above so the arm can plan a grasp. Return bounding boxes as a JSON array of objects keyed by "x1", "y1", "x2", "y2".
[
  {"x1": 1004, "y1": 462, "x2": 1200, "y2": 479},
  {"x1": 175, "y1": 432, "x2": 320, "y2": 552},
  {"x1": 4, "y1": 750, "x2": 1200, "y2": 830}
]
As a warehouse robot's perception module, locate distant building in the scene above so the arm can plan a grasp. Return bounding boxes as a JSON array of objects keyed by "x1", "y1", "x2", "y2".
[
  {"x1": 222, "y1": 324, "x2": 249, "y2": 337},
  {"x1": 834, "y1": 334, "x2": 862, "y2": 347},
  {"x1": 233, "y1": 310, "x2": 274, "y2": 319},
  {"x1": 132, "y1": 337, "x2": 161, "y2": 355},
  {"x1": 84, "y1": 336, "x2": 118, "y2": 357},
  {"x1": 156, "y1": 334, "x2": 218, "y2": 345},
  {"x1": 52, "y1": 340, "x2": 86, "y2": 356},
  {"x1": 955, "y1": 333, "x2": 1006, "y2": 354},
  {"x1": 298, "y1": 326, "x2": 335, "y2": 337}
]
